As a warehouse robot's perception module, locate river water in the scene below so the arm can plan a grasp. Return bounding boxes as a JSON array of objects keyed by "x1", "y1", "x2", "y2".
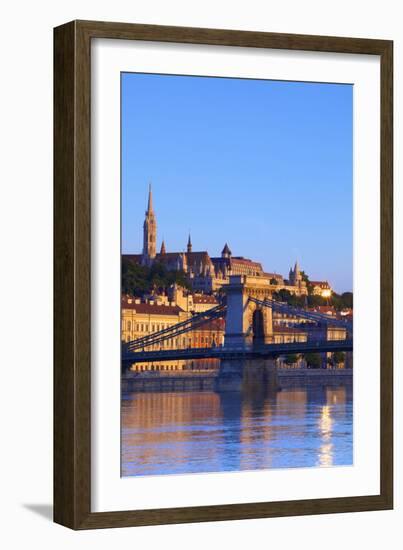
[{"x1": 121, "y1": 382, "x2": 353, "y2": 477}]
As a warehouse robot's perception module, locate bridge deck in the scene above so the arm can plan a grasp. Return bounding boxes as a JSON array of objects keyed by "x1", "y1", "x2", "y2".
[{"x1": 122, "y1": 339, "x2": 353, "y2": 363}]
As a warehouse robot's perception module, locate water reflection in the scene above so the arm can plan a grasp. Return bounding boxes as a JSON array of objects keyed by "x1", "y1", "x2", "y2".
[{"x1": 121, "y1": 384, "x2": 353, "y2": 477}]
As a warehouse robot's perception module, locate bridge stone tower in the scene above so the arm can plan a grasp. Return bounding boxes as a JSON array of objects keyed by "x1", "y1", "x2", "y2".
[{"x1": 224, "y1": 275, "x2": 273, "y2": 348}]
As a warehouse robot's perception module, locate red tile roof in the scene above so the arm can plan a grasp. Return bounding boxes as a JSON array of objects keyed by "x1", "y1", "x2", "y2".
[
  {"x1": 231, "y1": 257, "x2": 263, "y2": 268},
  {"x1": 264, "y1": 272, "x2": 284, "y2": 280},
  {"x1": 122, "y1": 300, "x2": 184, "y2": 315},
  {"x1": 310, "y1": 281, "x2": 330, "y2": 287}
]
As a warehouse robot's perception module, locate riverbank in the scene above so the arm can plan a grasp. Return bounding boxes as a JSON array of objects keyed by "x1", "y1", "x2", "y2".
[
  {"x1": 277, "y1": 368, "x2": 353, "y2": 388},
  {"x1": 122, "y1": 368, "x2": 352, "y2": 392},
  {"x1": 122, "y1": 372, "x2": 216, "y2": 392}
]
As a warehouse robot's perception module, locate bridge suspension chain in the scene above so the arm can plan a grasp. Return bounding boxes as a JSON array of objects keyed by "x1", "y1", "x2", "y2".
[
  {"x1": 125, "y1": 309, "x2": 225, "y2": 352},
  {"x1": 248, "y1": 296, "x2": 352, "y2": 331},
  {"x1": 125, "y1": 304, "x2": 225, "y2": 349},
  {"x1": 124, "y1": 304, "x2": 227, "y2": 352}
]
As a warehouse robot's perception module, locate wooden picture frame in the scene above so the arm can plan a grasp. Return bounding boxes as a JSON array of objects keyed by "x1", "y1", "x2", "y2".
[{"x1": 54, "y1": 20, "x2": 393, "y2": 529}]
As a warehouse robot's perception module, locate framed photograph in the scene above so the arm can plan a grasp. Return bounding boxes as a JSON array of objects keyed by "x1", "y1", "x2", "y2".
[{"x1": 54, "y1": 20, "x2": 393, "y2": 529}]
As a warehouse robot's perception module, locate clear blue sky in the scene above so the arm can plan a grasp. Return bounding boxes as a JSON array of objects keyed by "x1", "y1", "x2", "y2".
[{"x1": 121, "y1": 72, "x2": 352, "y2": 293}]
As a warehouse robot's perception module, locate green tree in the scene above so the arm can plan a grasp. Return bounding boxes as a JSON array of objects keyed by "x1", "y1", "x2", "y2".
[
  {"x1": 272, "y1": 289, "x2": 305, "y2": 308},
  {"x1": 300, "y1": 270, "x2": 315, "y2": 295},
  {"x1": 275, "y1": 290, "x2": 288, "y2": 303},
  {"x1": 317, "y1": 291, "x2": 353, "y2": 311},
  {"x1": 304, "y1": 352, "x2": 322, "y2": 369},
  {"x1": 307, "y1": 294, "x2": 327, "y2": 308},
  {"x1": 333, "y1": 351, "x2": 346, "y2": 365},
  {"x1": 121, "y1": 258, "x2": 149, "y2": 295},
  {"x1": 330, "y1": 292, "x2": 341, "y2": 309},
  {"x1": 284, "y1": 354, "x2": 299, "y2": 366},
  {"x1": 340, "y1": 292, "x2": 353, "y2": 309},
  {"x1": 121, "y1": 258, "x2": 190, "y2": 296}
]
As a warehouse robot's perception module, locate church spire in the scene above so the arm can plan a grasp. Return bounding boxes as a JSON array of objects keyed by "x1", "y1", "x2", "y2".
[
  {"x1": 290, "y1": 259, "x2": 302, "y2": 285},
  {"x1": 160, "y1": 239, "x2": 166, "y2": 255},
  {"x1": 142, "y1": 182, "x2": 157, "y2": 264},
  {"x1": 187, "y1": 233, "x2": 192, "y2": 253},
  {"x1": 147, "y1": 182, "x2": 153, "y2": 213},
  {"x1": 222, "y1": 243, "x2": 232, "y2": 258}
]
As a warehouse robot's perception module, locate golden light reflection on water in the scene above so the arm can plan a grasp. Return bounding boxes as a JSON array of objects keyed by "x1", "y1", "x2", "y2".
[
  {"x1": 317, "y1": 405, "x2": 334, "y2": 466},
  {"x1": 316, "y1": 388, "x2": 348, "y2": 467},
  {"x1": 122, "y1": 385, "x2": 352, "y2": 476},
  {"x1": 122, "y1": 392, "x2": 223, "y2": 471}
]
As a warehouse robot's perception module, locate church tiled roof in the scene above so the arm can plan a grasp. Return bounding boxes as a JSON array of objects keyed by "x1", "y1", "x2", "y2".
[
  {"x1": 186, "y1": 251, "x2": 211, "y2": 264},
  {"x1": 123, "y1": 254, "x2": 142, "y2": 262},
  {"x1": 156, "y1": 252, "x2": 183, "y2": 259}
]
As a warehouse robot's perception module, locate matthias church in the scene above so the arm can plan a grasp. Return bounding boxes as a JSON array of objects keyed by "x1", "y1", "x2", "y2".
[{"x1": 123, "y1": 185, "x2": 316, "y2": 296}]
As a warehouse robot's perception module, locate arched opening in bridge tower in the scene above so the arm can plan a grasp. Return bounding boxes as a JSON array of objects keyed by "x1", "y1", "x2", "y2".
[{"x1": 252, "y1": 309, "x2": 265, "y2": 345}]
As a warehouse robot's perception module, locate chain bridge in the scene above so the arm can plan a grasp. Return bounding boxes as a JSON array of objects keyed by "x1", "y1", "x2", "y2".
[{"x1": 122, "y1": 275, "x2": 352, "y2": 366}]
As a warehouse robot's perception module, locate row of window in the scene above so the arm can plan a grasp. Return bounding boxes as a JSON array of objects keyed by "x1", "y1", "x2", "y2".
[
  {"x1": 123, "y1": 320, "x2": 221, "y2": 341},
  {"x1": 273, "y1": 335, "x2": 306, "y2": 344},
  {"x1": 231, "y1": 269, "x2": 261, "y2": 276},
  {"x1": 132, "y1": 361, "x2": 220, "y2": 372},
  {"x1": 132, "y1": 364, "x2": 181, "y2": 371},
  {"x1": 123, "y1": 334, "x2": 223, "y2": 346},
  {"x1": 124, "y1": 321, "x2": 174, "y2": 332}
]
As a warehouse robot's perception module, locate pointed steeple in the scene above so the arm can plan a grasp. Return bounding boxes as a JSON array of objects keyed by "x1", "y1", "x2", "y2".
[
  {"x1": 160, "y1": 239, "x2": 166, "y2": 255},
  {"x1": 222, "y1": 243, "x2": 232, "y2": 258},
  {"x1": 291, "y1": 260, "x2": 302, "y2": 285},
  {"x1": 146, "y1": 182, "x2": 153, "y2": 213},
  {"x1": 142, "y1": 182, "x2": 157, "y2": 264},
  {"x1": 187, "y1": 233, "x2": 192, "y2": 254}
]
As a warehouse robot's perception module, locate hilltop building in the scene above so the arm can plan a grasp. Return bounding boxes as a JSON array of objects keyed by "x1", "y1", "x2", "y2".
[
  {"x1": 310, "y1": 280, "x2": 332, "y2": 298},
  {"x1": 123, "y1": 185, "x2": 326, "y2": 297}
]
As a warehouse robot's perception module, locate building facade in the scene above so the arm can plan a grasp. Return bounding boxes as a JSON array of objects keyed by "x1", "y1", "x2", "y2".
[
  {"x1": 310, "y1": 280, "x2": 332, "y2": 297},
  {"x1": 121, "y1": 297, "x2": 189, "y2": 344},
  {"x1": 122, "y1": 296, "x2": 225, "y2": 372}
]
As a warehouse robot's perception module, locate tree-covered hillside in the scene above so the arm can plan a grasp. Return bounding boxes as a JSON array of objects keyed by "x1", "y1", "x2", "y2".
[{"x1": 122, "y1": 258, "x2": 190, "y2": 296}]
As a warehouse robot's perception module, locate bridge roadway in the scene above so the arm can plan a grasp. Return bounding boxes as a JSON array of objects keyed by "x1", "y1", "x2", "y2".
[{"x1": 122, "y1": 338, "x2": 353, "y2": 364}]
